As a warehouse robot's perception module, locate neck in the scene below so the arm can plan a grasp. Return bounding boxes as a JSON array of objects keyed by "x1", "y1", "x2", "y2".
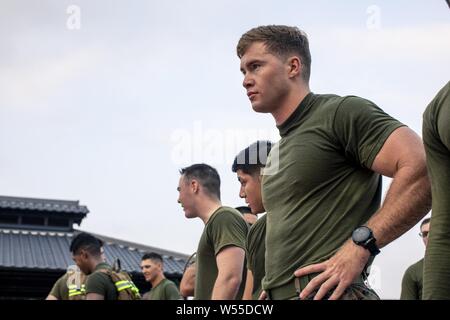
[
  {"x1": 196, "y1": 197, "x2": 222, "y2": 224},
  {"x1": 151, "y1": 274, "x2": 165, "y2": 288},
  {"x1": 90, "y1": 257, "x2": 105, "y2": 273},
  {"x1": 272, "y1": 84, "x2": 310, "y2": 126}
]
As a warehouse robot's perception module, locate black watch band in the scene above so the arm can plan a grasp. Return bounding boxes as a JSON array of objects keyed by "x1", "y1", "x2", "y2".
[
  {"x1": 364, "y1": 238, "x2": 381, "y2": 256},
  {"x1": 352, "y1": 226, "x2": 380, "y2": 256}
]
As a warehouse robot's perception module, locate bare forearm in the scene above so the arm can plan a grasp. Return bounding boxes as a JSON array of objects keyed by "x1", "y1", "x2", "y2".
[
  {"x1": 368, "y1": 164, "x2": 431, "y2": 247},
  {"x1": 242, "y1": 269, "x2": 254, "y2": 300},
  {"x1": 180, "y1": 266, "x2": 196, "y2": 297},
  {"x1": 211, "y1": 276, "x2": 241, "y2": 300}
]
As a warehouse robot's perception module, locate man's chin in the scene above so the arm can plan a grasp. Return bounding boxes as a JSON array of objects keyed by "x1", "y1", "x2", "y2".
[
  {"x1": 251, "y1": 104, "x2": 270, "y2": 113},
  {"x1": 184, "y1": 211, "x2": 196, "y2": 219}
]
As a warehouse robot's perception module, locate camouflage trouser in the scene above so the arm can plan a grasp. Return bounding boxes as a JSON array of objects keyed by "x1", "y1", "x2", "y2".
[
  {"x1": 296, "y1": 283, "x2": 380, "y2": 300},
  {"x1": 266, "y1": 273, "x2": 380, "y2": 300}
]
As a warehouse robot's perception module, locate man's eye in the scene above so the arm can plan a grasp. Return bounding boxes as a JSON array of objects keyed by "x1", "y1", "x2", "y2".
[{"x1": 251, "y1": 64, "x2": 260, "y2": 70}]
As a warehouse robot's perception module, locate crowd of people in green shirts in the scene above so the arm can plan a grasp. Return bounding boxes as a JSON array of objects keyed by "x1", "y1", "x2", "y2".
[
  {"x1": 46, "y1": 233, "x2": 181, "y2": 300},
  {"x1": 47, "y1": 25, "x2": 450, "y2": 300},
  {"x1": 175, "y1": 25, "x2": 449, "y2": 300}
]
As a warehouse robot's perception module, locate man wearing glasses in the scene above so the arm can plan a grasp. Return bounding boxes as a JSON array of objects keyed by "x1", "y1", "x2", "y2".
[{"x1": 400, "y1": 217, "x2": 430, "y2": 300}]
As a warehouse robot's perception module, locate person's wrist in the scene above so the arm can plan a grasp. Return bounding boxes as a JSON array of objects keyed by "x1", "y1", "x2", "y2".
[{"x1": 352, "y1": 226, "x2": 380, "y2": 256}]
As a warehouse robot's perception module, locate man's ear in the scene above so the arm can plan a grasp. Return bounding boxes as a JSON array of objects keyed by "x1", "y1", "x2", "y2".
[
  {"x1": 191, "y1": 179, "x2": 199, "y2": 193},
  {"x1": 257, "y1": 173, "x2": 263, "y2": 182},
  {"x1": 286, "y1": 56, "x2": 301, "y2": 79},
  {"x1": 80, "y1": 249, "x2": 89, "y2": 260}
]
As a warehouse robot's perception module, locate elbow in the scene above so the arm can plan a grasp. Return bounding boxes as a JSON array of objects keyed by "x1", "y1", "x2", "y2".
[
  {"x1": 416, "y1": 158, "x2": 431, "y2": 193},
  {"x1": 225, "y1": 274, "x2": 242, "y2": 291},
  {"x1": 417, "y1": 157, "x2": 429, "y2": 179},
  {"x1": 408, "y1": 158, "x2": 432, "y2": 211},
  {"x1": 180, "y1": 285, "x2": 194, "y2": 298},
  {"x1": 179, "y1": 277, "x2": 195, "y2": 297}
]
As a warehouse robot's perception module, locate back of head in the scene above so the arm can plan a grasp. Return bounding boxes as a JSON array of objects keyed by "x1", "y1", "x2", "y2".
[
  {"x1": 180, "y1": 163, "x2": 221, "y2": 200},
  {"x1": 235, "y1": 206, "x2": 257, "y2": 225},
  {"x1": 70, "y1": 232, "x2": 103, "y2": 257},
  {"x1": 232, "y1": 140, "x2": 273, "y2": 176},
  {"x1": 235, "y1": 206, "x2": 252, "y2": 215},
  {"x1": 420, "y1": 217, "x2": 431, "y2": 229},
  {"x1": 237, "y1": 25, "x2": 311, "y2": 83}
]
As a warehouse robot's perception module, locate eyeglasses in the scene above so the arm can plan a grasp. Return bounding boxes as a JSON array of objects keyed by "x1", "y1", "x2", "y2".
[{"x1": 419, "y1": 231, "x2": 429, "y2": 238}]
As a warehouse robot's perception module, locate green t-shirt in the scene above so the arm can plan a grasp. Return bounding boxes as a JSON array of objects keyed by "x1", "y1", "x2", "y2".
[
  {"x1": 262, "y1": 93, "x2": 404, "y2": 291},
  {"x1": 401, "y1": 258, "x2": 424, "y2": 300},
  {"x1": 49, "y1": 273, "x2": 69, "y2": 300},
  {"x1": 85, "y1": 263, "x2": 118, "y2": 300},
  {"x1": 422, "y1": 81, "x2": 450, "y2": 300},
  {"x1": 194, "y1": 206, "x2": 248, "y2": 300},
  {"x1": 146, "y1": 278, "x2": 181, "y2": 300},
  {"x1": 49, "y1": 270, "x2": 87, "y2": 300},
  {"x1": 246, "y1": 214, "x2": 266, "y2": 300}
]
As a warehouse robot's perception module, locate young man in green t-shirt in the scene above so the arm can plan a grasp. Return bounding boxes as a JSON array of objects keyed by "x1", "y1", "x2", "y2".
[
  {"x1": 422, "y1": 81, "x2": 450, "y2": 299},
  {"x1": 237, "y1": 25, "x2": 431, "y2": 300},
  {"x1": 70, "y1": 232, "x2": 118, "y2": 300},
  {"x1": 232, "y1": 140, "x2": 272, "y2": 300},
  {"x1": 47, "y1": 238, "x2": 106, "y2": 300},
  {"x1": 178, "y1": 206, "x2": 257, "y2": 300},
  {"x1": 178, "y1": 206, "x2": 256, "y2": 300},
  {"x1": 177, "y1": 163, "x2": 248, "y2": 300},
  {"x1": 140, "y1": 252, "x2": 180, "y2": 300},
  {"x1": 400, "y1": 217, "x2": 430, "y2": 299}
]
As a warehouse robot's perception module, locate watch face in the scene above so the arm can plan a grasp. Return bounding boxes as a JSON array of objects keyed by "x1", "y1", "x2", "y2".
[{"x1": 353, "y1": 227, "x2": 370, "y2": 243}]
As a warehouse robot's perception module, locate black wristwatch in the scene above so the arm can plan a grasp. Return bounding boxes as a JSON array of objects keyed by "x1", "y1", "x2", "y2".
[{"x1": 352, "y1": 226, "x2": 380, "y2": 256}]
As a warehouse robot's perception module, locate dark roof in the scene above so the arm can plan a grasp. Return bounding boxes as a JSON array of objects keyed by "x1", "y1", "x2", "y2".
[
  {"x1": 0, "y1": 228, "x2": 188, "y2": 277},
  {"x1": 0, "y1": 195, "x2": 89, "y2": 215}
]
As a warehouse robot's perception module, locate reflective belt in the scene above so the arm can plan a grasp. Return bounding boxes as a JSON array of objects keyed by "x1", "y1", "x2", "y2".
[
  {"x1": 68, "y1": 284, "x2": 86, "y2": 297},
  {"x1": 131, "y1": 284, "x2": 140, "y2": 295},
  {"x1": 115, "y1": 280, "x2": 133, "y2": 292}
]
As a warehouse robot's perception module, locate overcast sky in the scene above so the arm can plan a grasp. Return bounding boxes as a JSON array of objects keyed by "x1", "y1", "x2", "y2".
[{"x1": 1, "y1": 0, "x2": 449, "y2": 299}]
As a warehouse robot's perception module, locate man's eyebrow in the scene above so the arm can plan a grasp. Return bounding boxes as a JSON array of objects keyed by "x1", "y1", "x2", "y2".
[{"x1": 240, "y1": 59, "x2": 264, "y2": 73}]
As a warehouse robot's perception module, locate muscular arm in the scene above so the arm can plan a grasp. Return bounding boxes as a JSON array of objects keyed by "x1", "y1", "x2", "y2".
[
  {"x1": 180, "y1": 263, "x2": 196, "y2": 298},
  {"x1": 295, "y1": 127, "x2": 431, "y2": 300},
  {"x1": 211, "y1": 246, "x2": 245, "y2": 300},
  {"x1": 368, "y1": 126, "x2": 431, "y2": 245}
]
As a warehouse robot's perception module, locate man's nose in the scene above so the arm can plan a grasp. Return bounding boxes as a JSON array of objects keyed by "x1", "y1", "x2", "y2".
[
  {"x1": 239, "y1": 187, "x2": 246, "y2": 198},
  {"x1": 243, "y1": 74, "x2": 254, "y2": 89}
]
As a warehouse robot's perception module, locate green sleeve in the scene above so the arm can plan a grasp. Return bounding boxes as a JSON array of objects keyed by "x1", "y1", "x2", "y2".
[
  {"x1": 435, "y1": 83, "x2": 450, "y2": 150},
  {"x1": 333, "y1": 96, "x2": 405, "y2": 169},
  {"x1": 85, "y1": 272, "x2": 111, "y2": 296},
  {"x1": 245, "y1": 232, "x2": 252, "y2": 270},
  {"x1": 400, "y1": 266, "x2": 419, "y2": 300},
  {"x1": 245, "y1": 223, "x2": 259, "y2": 271},
  {"x1": 49, "y1": 275, "x2": 66, "y2": 300},
  {"x1": 208, "y1": 211, "x2": 247, "y2": 255},
  {"x1": 164, "y1": 281, "x2": 181, "y2": 300}
]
